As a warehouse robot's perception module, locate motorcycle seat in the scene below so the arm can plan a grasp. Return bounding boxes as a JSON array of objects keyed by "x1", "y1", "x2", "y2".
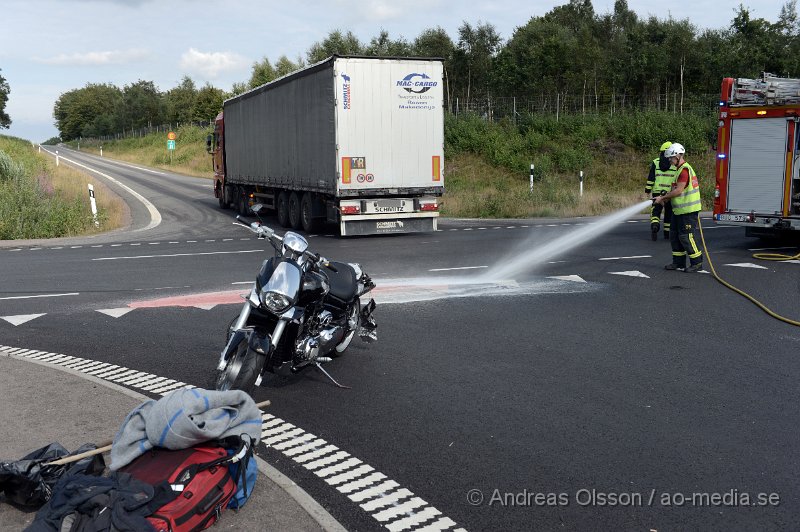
[{"x1": 326, "y1": 262, "x2": 358, "y2": 301}]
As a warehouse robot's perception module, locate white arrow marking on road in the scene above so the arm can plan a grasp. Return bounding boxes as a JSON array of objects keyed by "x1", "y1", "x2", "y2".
[
  {"x1": 1, "y1": 314, "x2": 46, "y2": 326},
  {"x1": 193, "y1": 304, "x2": 217, "y2": 310},
  {"x1": 547, "y1": 275, "x2": 587, "y2": 283},
  {"x1": 785, "y1": 259, "x2": 800, "y2": 264},
  {"x1": 96, "y1": 308, "x2": 134, "y2": 318},
  {"x1": 609, "y1": 271, "x2": 650, "y2": 278},
  {"x1": 724, "y1": 263, "x2": 769, "y2": 269}
]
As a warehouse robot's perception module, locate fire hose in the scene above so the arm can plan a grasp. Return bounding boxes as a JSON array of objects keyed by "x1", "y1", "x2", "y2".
[{"x1": 697, "y1": 217, "x2": 800, "y2": 327}]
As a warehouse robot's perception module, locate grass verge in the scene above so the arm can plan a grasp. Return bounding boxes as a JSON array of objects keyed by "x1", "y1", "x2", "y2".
[{"x1": 0, "y1": 135, "x2": 127, "y2": 240}]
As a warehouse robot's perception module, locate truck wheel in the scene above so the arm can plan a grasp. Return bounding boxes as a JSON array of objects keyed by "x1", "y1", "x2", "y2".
[
  {"x1": 237, "y1": 187, "x2": 250, "y2": 216},
  {"x1": 277, "y1": 191, "x2": 290, "y2": 227},
  {"x1": 301, "y1": 193, "x2": 322, "y2": 234},
  {"x1": 289, "y1": 192, "x2": 302, "y2": 230},
  {"x1": 218, "y1": 186, "x2": 229, "y2": 209}
]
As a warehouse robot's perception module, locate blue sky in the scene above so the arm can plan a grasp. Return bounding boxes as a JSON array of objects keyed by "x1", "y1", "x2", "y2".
[{"x1": 0, "y1": 0, "x2": 788, "y2": 142}]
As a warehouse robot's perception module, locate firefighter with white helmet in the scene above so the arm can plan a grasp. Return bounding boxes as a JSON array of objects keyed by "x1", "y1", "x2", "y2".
[
  {"x1": 654, "y1": 142, "x2": 704, "y2": 272},
  {"x1": 645, "y1": 141, "x2": 677, "y2": 240}
]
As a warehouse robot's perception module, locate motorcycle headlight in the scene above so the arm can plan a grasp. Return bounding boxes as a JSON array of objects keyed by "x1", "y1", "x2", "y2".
[{"x1": 261, "y1": 290, "x2": 292, "y2": 313}]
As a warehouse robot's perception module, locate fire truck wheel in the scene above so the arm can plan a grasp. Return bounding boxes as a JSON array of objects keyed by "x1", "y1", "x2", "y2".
[
  {"x1": 289, "y1": 192, "x2": 302, "y2": 230},
  {"x1": 276, "y1": 191, "x2": 290, "y2": 227}
]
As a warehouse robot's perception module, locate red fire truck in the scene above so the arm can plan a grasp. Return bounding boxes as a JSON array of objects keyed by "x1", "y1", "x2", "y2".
[{"x1": 715, "y1": 74, "x2": 800, "y2": 237}]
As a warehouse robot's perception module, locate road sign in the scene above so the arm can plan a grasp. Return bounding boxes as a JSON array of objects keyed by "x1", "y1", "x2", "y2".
[
  {"x1": 167, "y1": 131, "x2": 177, "y2": 140},
  {"x1": 167, "y1": 140, "x2": 176, "y2": 150}
]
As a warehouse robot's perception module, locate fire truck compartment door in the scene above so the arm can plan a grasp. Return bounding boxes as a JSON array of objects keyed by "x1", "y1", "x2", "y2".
[{"x1": 728, "y1": 117, "x2": 788, "y2": 214}]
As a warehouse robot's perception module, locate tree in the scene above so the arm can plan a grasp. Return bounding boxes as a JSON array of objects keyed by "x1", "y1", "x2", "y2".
[
  {"x1": 116, "y1": 80, "x2": 162, "y2": 130},
  {"x1": 249, "y1": 57, "x2": 277, "y2": 88},
  {"x1": 453, "y1": 21, "x2": 502, "y2": 102},
  {"x1": 274, "y1": 55, "x2": 304, "y2": 78},
  {"x1": 364, "y1": 30, "x2": 413, "y2": 56},
  {"x1": 0, "y1": 69, "x2": 10, "y2": 129},
  {"x1": 306, "y1": 30, "x2": 363, "y2": 63},
  {"x1": 163, "y1": 76, "x2": 197, "y2": 125},
  {"x1": 53, "y1": 83, "x2": 122, "y2": 140},
  {"x1": 193, "y1": 83, "x2": 225, "y2": 121}
]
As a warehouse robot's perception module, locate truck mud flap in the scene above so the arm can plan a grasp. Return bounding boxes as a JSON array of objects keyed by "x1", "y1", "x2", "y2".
[{"x1": 341, "y1": 217, "x2": 437, "y2": 236}]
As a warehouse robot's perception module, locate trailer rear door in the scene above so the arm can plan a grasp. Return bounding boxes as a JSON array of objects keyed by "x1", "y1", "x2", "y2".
[
  {"x1": 727, "y1": 117, "x2": 787, "y2": 214},
  {"x1": 334, "y1": 57, "x2": 444, "y2": 194}
]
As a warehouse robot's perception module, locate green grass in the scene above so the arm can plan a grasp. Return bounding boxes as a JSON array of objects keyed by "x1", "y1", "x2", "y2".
[
  {"x1": 442, "y1": 111, "x2": 716, "y2": 218},
  {"x1": 0, "y1": 135, "x2": 126, "y2": 239},
  {"x1": 71, "y1": 125, "x2": 213, "y2": 178}
]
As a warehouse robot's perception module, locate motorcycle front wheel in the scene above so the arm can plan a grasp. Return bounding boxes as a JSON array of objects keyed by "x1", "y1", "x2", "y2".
[{"x1": 215, "y1": 338, "x2": 265, "y2": 395}]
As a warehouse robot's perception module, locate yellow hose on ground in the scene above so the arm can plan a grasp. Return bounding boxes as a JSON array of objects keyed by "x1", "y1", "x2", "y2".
[{"x1": 697, "y1": 217, "x2": 800, "y2": 327}]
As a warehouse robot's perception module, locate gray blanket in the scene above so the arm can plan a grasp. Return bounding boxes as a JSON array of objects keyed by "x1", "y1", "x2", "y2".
[{"x1": 110, "y1": 388, "x2": 262, "y2": 471}]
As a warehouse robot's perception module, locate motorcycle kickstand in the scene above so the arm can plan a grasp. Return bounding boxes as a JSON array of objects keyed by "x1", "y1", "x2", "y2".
[{"x1": 314, "y1": 362, "x2": 351, "y2": 389}]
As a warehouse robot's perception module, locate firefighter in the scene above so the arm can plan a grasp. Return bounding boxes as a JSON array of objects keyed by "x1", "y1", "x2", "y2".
[
  {"x1": 654, "y1": 143, "x2": 704, "y2": 272},
  {"x1": 645, "y1": 141, "x2": 677, "y2": 240}
]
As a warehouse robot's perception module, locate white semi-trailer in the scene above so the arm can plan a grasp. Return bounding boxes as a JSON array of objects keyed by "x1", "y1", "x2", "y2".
[{"x1": 209, "y1": 55, "x2": 445, "y2": 236}]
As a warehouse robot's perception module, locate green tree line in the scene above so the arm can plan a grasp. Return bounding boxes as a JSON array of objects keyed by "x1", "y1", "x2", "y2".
[{"x1": 52, "y1": 0, "x2": 800, "y2": 140}]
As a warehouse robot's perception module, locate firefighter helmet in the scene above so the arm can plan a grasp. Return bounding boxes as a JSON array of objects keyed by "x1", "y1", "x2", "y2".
[
  {"x1": 659, "y1": 141, "x2": 672, "y2": 152},
  {"x1": 664, "y1": 143, "x2": 685, "y2": 158}
]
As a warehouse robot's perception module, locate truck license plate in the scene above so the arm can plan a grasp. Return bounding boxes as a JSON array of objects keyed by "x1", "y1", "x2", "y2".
[
  {"x1": 718, "y1": 214, "x2": 747, "y2": 222},
  {"x1": 373, "y1": 200, "x2": 407, "y2": 213}
]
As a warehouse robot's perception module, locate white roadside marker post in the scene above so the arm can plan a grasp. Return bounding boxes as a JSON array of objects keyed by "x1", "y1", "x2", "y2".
[
  {"x1": 88, "y1": 184, "x2": 99, "y2": 227},
  {"x1": 56, "y1": 150, "x2": 59, "y2": 167},
  {"x1": 580, "y1": 170, "x2": 584, "y2": 197},
  {"x1": 530, "y1": 163, "x2": 534, "y2": 194}
]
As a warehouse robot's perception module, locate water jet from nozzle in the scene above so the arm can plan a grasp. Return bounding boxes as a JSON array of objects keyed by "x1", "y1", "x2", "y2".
[{"x1": 477, "y1": 199, "x2": 654, "y2": 282}]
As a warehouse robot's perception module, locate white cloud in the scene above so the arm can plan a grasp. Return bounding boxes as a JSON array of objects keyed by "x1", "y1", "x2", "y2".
[
  {"x1": 179, "y1": 48, "x2": 249, "y2": 79},
  {"x1": 35, "y1": 49, "x2": 151, "y2": 66}
]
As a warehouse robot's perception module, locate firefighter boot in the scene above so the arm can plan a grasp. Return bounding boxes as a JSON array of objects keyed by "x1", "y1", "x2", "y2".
[
  {"x1": 651, "y1": 222, "x2": 660, "y2": 241},
  {"x1": 663, "y1": 230, "x2": 670, "y2": 240}
]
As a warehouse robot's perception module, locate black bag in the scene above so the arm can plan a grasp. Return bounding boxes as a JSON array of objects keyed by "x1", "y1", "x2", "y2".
[{"x1": 0, "y1": 443, "x2": 104, "y2": 508}]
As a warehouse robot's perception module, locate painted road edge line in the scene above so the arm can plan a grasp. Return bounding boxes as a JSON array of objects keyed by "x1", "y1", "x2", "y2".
[{"x1": 40, "y1": 147, "x2": 162, "y2": 232}]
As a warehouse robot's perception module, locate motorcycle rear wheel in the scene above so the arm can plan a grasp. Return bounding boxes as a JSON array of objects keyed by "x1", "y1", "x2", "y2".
[{"x1": 215, "y1": 339, "x2": 264, "y2": 395}]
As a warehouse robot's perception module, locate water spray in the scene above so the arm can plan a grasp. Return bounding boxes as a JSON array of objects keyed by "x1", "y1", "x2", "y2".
[{"x1": 477, "y1": 200, "x2": 653, "y2": 282}]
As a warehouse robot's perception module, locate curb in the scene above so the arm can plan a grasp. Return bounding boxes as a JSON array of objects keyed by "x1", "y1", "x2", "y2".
[{"x1": 5, "y1": 351, "x2": 345, "y2": 532}]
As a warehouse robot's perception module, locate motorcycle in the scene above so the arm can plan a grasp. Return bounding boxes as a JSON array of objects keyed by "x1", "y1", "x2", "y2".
[{"x1": 215, "y1": 204, "x2": 377, "y2": 393}]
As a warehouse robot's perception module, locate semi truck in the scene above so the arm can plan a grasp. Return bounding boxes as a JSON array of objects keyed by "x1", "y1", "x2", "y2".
[
  {"x1": 715, "y1": 74, "x2": 800, "y2": 237},
  {"x1": 208, "y1": 55, "x2": 445, "y2": 236}
]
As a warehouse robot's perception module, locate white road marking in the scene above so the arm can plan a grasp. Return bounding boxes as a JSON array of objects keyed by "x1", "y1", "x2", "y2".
[
  {"x1": 609, "y1": 271, "x2": 650, "y2": 278},
  {"x1": 361, "y1": 488, "x2": 414, "y2": 511},
  {"x1": 92, "y1": 250, "x2": 262, "y2": 261},
  {"x1": 547, "y1": 275, "x2": 586, "y2": 283},
  {"x1": 747, "y1": 246, "x2": 797, "y2": 251},
  {"x1": 724, "y1": 263, "x2": 769, "y2": 269},
  {"x1": 1, "y1": 314, "x2": 46, "y2": 326},
  {"x1": 96, "y1": 308, "x2": 134, "y2": 318},
  {"x1": 598, "y1": 255, "x2": 652, "y2": 260},
  {"x1": 341, "y1": 476, "x2": 394, "y2": 497},
  {"x1": 0, "y1": 292, "x2": 78, "y2": 301},
  {"x1": 428, "y1": 265, "x2": 488, "y2": 272}
]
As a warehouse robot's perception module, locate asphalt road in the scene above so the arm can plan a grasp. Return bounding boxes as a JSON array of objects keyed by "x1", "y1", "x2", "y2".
[{"x1": 1, "y1": 149, "x2": 799, "y2": 531}]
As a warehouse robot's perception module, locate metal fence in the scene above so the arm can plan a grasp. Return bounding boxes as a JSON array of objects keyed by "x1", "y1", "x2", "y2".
[
  {"x1": 90, "y1": 120, "x2": 215, "y2": 142},
  {"x1": 448, "y1": 93, "x2": 719, "y2": 121},
  {"x1": 84, "y1": 93, "x2": 719, "y2": 141}
]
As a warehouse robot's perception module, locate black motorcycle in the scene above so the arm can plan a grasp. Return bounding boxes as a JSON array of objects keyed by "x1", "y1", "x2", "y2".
[{"x1": 215, "y1": 205, "x2": 377, "y2": 392}]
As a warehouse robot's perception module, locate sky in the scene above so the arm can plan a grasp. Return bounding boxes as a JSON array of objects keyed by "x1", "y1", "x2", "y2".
[{"x1": 0, "y1": 0, "x2": 789, "y2": 142}]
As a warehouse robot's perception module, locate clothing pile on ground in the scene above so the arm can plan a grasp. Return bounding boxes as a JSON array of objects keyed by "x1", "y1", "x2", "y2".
[{"x1": 0, "y1": 388, "x2": 262, "y2": 532}]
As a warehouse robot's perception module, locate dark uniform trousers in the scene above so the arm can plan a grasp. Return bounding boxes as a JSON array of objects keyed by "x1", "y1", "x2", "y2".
[{"x1": 669, "y1": 211, "x2": 703, "y2": 267}]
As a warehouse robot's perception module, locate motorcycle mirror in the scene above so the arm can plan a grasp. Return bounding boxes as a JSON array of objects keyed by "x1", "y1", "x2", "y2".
[{"x1": 251, "y1": 204, "x2": 264, "y2": 215}]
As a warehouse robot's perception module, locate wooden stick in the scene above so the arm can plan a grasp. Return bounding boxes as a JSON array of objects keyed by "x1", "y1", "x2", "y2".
[{"x1": 45, "y1": 444, "x2": 112, "y2": 466}]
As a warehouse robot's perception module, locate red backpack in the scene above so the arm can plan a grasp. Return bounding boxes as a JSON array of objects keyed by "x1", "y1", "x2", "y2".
[{"x1": 120, "y1": 445, "x2": 236, "y2": 532}]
